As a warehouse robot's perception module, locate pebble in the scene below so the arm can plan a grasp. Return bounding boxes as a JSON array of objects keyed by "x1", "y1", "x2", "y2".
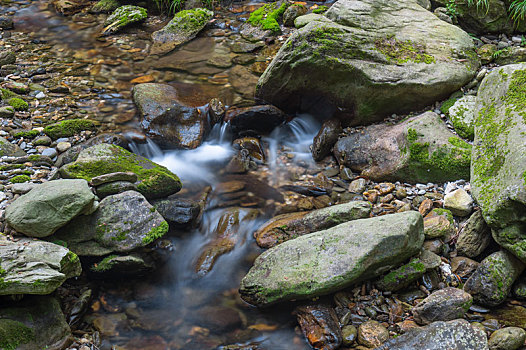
[
  {"x1": 41, "y1": 148, "x2": 57, "y2": 158},
  {"x1": 444, "y1": 188, "x2": 473, "y2": 216},
  {"x1": 35, "y1": 91, "x2": 46, "y2": 99},
  {"x1": 56, "y1": 141, "x2": 72, "y2": 153},
  {"x1": 357, "y1": 320, "x2": 389, "y2": 348},
  {"x1": 348, "y1": 178, "x2": 367, "y2": 194}
]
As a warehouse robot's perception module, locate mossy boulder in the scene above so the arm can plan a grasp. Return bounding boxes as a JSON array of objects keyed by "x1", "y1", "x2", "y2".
[
  {"x1": 0, "y1": 136, "x2": 25, "y2": 157},
  {"x1": 240, "y1": 211, "x2": 424, "y2": 306},
  {"x1": 90, "y1": 253, "x2": 156, "y2": 276},
  {"x1": 0, "y1": 296, "x2": 71, "y2": 350},
  {"x1": 471, "y1": 64, "x2": 526, "y2": 262},
  {"x1": 254, "y1": 200, "x2": 371, "y2": 248},
  {"x1": 247, "y1": 1, "x2": 289, "y2": 33},
  {"x1": 60, "y1": 143, "x2": 181, "y2": 199},
  {"x1": 333, "y1": 111, "x2": 472, "y2": 183},
  {"x1": 449, "y1": 95, "x2": 476, "y2": 140},
  {"x1": 49, "y1": 190, "x2": 168, "y2": 257},
  {"x1": 103, "y1": 5, "x2": 147, "y2": 35},
  {"x1": 0, "y1": 238, "x2": 81, "y2": 295},
  {"x1": 44, "y1": 118, "x2": 96, "y2": 139},
  {"x1": 464, "y1": 250, "x2": 525, "y2": 307},
  {"x1": 256, "y1": 0, "x2": 479, "y2": 125},
  {"x1": 376, "y1": 258, "x2": 426, "y2": 292},
  {"x1": 151, "y1": 8, "x2": 213, "y2": 55},
  {"x1": 5, "y1": 179, "x2": 96, "y2": 237}
]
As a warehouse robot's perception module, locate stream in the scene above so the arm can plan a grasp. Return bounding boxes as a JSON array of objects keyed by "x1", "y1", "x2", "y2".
[{"x1": 2, "y1": 1, "x2": 327, "y2": 348}]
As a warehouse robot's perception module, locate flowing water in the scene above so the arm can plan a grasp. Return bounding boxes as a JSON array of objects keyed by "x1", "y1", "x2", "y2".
[{"x1": 2, "y1": 1, "x2": 328, "y2": 347}]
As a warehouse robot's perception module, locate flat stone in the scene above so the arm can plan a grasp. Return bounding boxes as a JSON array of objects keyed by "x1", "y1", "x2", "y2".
[{"x1": 91, "y1": 171, "x2": 138, "y2": 186}]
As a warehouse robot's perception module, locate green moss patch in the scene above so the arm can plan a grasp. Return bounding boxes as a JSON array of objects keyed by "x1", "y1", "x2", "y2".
[
  {"x1": 248, "y1": 2, "x2": 289, "y2": 33},
  {"x1": 10, "y1": 175, "x2": 31, "y2": 183},
  {"x1": 440, "y1": 97, "x2": 459, "y2": 115},
  {"x1": 44, "y1": 119, "x2": 96, "y2": 139},
  {"x1": 375, "y1": 37, "x2": 435, "y2": 65},
  {"x1": 13, "y1": 130, "x2": 39, "y2": 139},
  {"x1": 312, "y1": 5, "x2": 328, "y2": 14},
  {"x1": 0, "y1": 319, "x2": 34, "y2": 350},
  {"x1": 91, "y1": 254, "x2": 119, "y2": 272},
  {"x1": 7, "y1": 98, "x2": 28, "y2": 111},
  {"x1": 142, "y1": 220, "x2": 169, "y2": 245},
  {"x1": 167, "y1": 8, "x2": 213, "y2": 31}
]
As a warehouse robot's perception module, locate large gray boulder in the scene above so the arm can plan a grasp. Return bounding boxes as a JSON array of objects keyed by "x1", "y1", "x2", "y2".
[
  {"x1": 377, "y1": 319, "x2": 488, "y2": 350},
  {"x1": 256, "y1": 0, "x2": 479, "y2": 124},
  {"x1": 49, "y1": 190, "x2": 168, "y2": 256},
  {"x1": 333, "y1": 112, "x2": 472, "y2": 183},
  {"x1": 0, "y1": 296, "x2": 72, "y2": 350},
  {"x1": 471, "y1": 64, "x2": 526, "y2": 262},
  {"x1": 5, "y1": 179, "x2": 96, "y2": 237},
  {"x1": 132, "y1": 83, "x2": 208, "y2": 149},
  {"x1": 150, "y1": 8, "x2": 213, "y2": 55},
  {"x1": 60, "y1": 143, "x2": 181, "y2": 199},
  {"x1": 239, "y1": 211, "x2": 424, "y2": 306},
  {"x1": 0, "y1": 238, "x2": 81, "y2": 295}
]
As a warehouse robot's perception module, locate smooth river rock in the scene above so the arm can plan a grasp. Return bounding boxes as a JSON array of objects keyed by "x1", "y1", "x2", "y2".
[
  {"x1": 0, "y1": 238, "x2": 81, "y2": 295},
  {"x1": 471, "y1": 64, "x2": 526, "y2": 263},
  {"x1": 256, "y1": 0, "x2": 479, "y2": 124},
  {"x1": 240, "y1": 211, "x2": 424, "y2": 306},
  {"x1": 5, "y1": 179, "x2": 96, "y2": 237},
  {"x1": 377, "y1": 319, "x2": 488, "y2": 350}
]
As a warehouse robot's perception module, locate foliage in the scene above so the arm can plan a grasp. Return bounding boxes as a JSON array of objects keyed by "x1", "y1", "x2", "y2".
[
  {"x1": 510, "y1": 0, "x2": 526, "y2": 24},
  {"x1": 153, "y1": 0, "x2": 214, "y2": 15},
  {"x1": 446, "y1": 0, "x2": 458, "y2": 18}
]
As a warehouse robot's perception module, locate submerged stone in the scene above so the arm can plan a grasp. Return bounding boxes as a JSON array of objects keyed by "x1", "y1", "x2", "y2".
[{"x1": 240, "y1": 211, "x2": 424, "y2": 306}]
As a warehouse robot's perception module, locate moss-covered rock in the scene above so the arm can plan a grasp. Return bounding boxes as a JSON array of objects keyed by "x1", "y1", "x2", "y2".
[
  {"x1": 240, "y1": 211, "x2": 424, "y2": 306},
  {"x1": 376, "y1": 258, "x2": 426, "y2": 291},
  {"x1": 44, "y1": 118, "x2": 96, "y2": 139},
  {"x1": 91, "y1": 0, "x2": 120, "y2": 13},
  {"x1": 464, "y1": 250, "x2": 525, "y2": 307},
  {"x1": 60, "y1": 143, "x2": 181, "y2": 199},
  {"x1": 247, "y1": 1, "x2": 289, "y2": 33},
  {"x1": 49, "y1": 190, "x2": 169, "y2": 257},
  {"x1": 256, "y1": 0, "x2": 479, "y2": 124},
  {"x1": 283, "y1": 4, "x2": 307, "y2": 27},
  {"x1": 0, "y1": 296, "x2": 71, "y2": 350},
  {"x1": 471, "y1": 64, "x2": 526, "y2": 262},
  {"x1": 151, "y1": 8, "x2": 213, "y2": 55},
  {"x1": 334, "y1": 111, "x2": 471, "y2": 183},
  {"x1": 449, "y1": 95, "x2": 476, "y2": 140},
  {"x1": 8, "y1": 97, "x2": 28, "y2": 111},
  {"x1": 103, "y1": 5, "x2": 147, "y2": 34},
  {"x1": 0, "y1": 238, "x2": 81, "y2": 295},
  {"x1": 9, "y1": 174, "x2": 31, "y2": 183}
]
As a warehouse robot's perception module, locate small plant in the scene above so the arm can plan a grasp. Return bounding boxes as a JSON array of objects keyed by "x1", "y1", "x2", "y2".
[
  {"x1": 10, "y1": 175, "x2": 31, "y2": 183},
  {"x1": 492, "y1": 48, "x2": 508, "y2": 59},
  {"x1": 521, "y1": 35, "x2": 526, "y2": 46},
  {"x1": 446, "y1": 0, "x2": 458, "y2": 18},
  {"x1": 466, "y1": 0, "x2": 489, "y2": 11},
  {"x1": 510, "y1": 0, "x2": 526, "y2": 24}
]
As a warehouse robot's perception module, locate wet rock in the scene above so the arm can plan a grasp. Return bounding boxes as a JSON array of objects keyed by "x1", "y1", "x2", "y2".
[
  {"x1": 207, "y1": 43, "x2": 232, "y2": 68},
  {"x1": 209, "y1": 98, "x2": 225, "y2": 125},
  {"x1": 41, "y1": 147, "x2": 57, "y2": 159},
  {"x1": 0, "y1": 16, "x2": 13, "y2": 30},
  {"x1": 256, "y1": 0, "x2": 478, "y2": 124},
  {"x1": 444, "y1": 188, "x2": 473, "y2": 216},
  {"x1": 240, "y1": 211, "x2": 424, "y2": 306},
  {"x1": 233, "y1": 137, "x2": 265, "y2": 161},
  {"x1": 103, "y1": 5, "x2": 147, "y2": 35},
  {"x1": 464, "y1": 250, "x2": 525, "y2": 307},
  {"x1": 254, "y1": 201, "x2": 371, "y2": 248},
  {"x1": 333, "y1": 112, "x2": 471, "y2": 183},
  {"x1": 92, "y1": 313, "x2": 126, "y2": 336},
  {"x1": 60, "y1": 143, "x2": 181, "y2": 199},
  {"x1": 91, "y1": 171, "x2": 138, "y2": 186},
  {"x1": 0, "y1": 238, "x2": 81, "y2": 295},
  {"x1": 0, "y1": 136, "x2": 26, "y2": 157},
  {"x1": 488, "y1": 327, "x2": 526, "y2": 350},
  {"x1": 423, "y1": 214, "x2": 455, "y2": 239},
  {"x1": 151, "y1": 8, "x2": 213, "y2": 55},
  {"x1": 193, "y1": 306, "x2": 242, "y2": 332},
  {"x1": 50, "y1": 191, "x2": 168, "y2": 257},
  {"x1": 357, "y1": 320, "x2": 389, "y2": 348},
  {"x1": 5, "y1": 179, "x2": 95, "y2": 237},
  {"x1": 448, "y1": 95, "x2": 476, "y2": 140},
  {"x1": 341, "y1": 325, "x2": 357, "y2": 346},
  {"x1": 486, "y1": 305, "x2": 526, "y2": 329},
  {"x1": 0, "y1": 51, "x2": 15, "y2": 67},
  {"x1": 0, "y1": 296, "x2": 72, "y2": 350},
  {"x1": 412, "y1": 288, "x2": 472, "y2": 325},
  {"x1": 151, "y1": 197, "x2": 200, "y2": 226},
  {"x1": 228, "y1": 65, "x2": 259, "y2": 99},
  {"x1": 296, "y1": 304, "x2": 342, "y2": 350},
  {"x1": 377, "y1": 319, "x2": 488, "y2": 350},
  {"x1": 451, "y1": 256, "x2": 479, "y2": 278},
  {"x1": 225, "y1": 105, "x2": 286, "y2": 135},
  {"x1": 311, "y1": 118, "x2": 342, "y2": 161},
  {"x1": 96, "y1": 180, "x2": 136, "y2": 198},
  {"x1": 132, "y1": 83, "x2": 207, "y2": 149},
  {"x1": 457, "y1": 210, "x2": 491, "y2": 258},
  {"x1": 283, "y1": 4, "x2": 308, "y2": 27},
  {"x1": 376, "y1": 259, "x2": 426, "y2": 292},
  {"x1": 472, "y1": 64, "x2": 526, "y2": 263},
  {"x1": 91, "y1": 253, "x2": 156, "y2": 276},
  {"x1": 348, "y1": 178, "x2": 367, "y2": 193}
]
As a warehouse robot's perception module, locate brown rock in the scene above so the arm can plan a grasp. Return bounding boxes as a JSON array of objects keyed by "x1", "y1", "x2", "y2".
[
  {"x1": 312, "y1": 118, "x2": 342, "y2": 161},
  {"x1": 296, "y1": 304, "x2": 342, "y2": 350},
  {"x1": 451, "y1": 256, "x2": 479, "y2": 278},
  {"x1": 225, "y1": 105, "x2": 286, "y2": 135},
  {"x1": 357, "y1": 320, "x2": 389, "y2": 348},
  {"x1": 419, "y1": 198, "x2": 434, "y2": 216}
]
